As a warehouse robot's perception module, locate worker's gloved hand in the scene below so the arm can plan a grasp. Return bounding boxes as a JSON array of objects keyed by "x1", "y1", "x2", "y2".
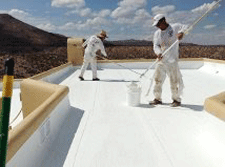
[
  {"x1": 96, "y1": 49, "x2": 101, "y2": 56},
  {"x1": 157, "y1": 54, "x2": 163, "y2": 61},
  {"x1": 177, "y1": 32, "x2": 184, "y2": 40}
]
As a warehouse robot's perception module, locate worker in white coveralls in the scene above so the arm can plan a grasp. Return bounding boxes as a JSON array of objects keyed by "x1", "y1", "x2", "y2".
[
  {"x1": 149, "y1": 14, "x2": 188, "y2": 107},
  {"x1": 79, "y1": 30, "x2": 108, "y2": 81}
]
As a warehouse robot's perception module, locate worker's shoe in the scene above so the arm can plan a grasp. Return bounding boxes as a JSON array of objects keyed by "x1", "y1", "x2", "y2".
[
  {"x1": 93, "y1": 78, "x2": 100, "y2": 81},
  {"x1": 79, "y1": 76, "x2": 84, "y2": 81},
  {"x1": 170, "y1": 100, "x2": 181, "y2": 107},
  {"x1": 149, "y1": 99, "x2": 162, "y2": 105}
]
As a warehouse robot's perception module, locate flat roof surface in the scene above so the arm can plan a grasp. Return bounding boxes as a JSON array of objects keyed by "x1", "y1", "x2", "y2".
[
  {"x1": 40, "y1": 63, "x2": 225, "y2": 167},
  {"x1": 4, "y1": 61, "x2": 225, "y2": 167}
]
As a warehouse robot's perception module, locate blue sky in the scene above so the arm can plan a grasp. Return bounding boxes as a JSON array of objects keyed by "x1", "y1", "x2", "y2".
[{"x1": 0, "y1": 0, "x2": 224, "y2": 45}]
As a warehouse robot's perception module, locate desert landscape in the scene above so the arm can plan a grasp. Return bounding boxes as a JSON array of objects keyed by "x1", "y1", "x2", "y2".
[
  {"x1": 0, "y1": 14, "x2": 224, "y2": 79},
  {"x1": 105, "y1": 45, "x2": 225, "y2": 60}
]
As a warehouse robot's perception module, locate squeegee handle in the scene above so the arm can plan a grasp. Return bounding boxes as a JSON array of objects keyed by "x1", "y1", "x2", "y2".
[
  {"x1": 140, "y1": 39, "x2": 179, "y2": 79},
  {"x1": 0, "y1": 58, "x2": 14, "y2": 167},
  {"x1": 184, "y1": 0, "x2": 221, "y2": 35},
  {"x1": 140, "y1": 60, "x2": 158, "y2": 78},
  {"x1": 98, "y1": 55, "x2": 143, "y2": 76}
]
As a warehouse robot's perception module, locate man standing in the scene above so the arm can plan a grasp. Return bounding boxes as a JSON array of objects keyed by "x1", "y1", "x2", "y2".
[
  {"x1": 150, "y1": 14, "x2": 188, "y2": 107},
  {"x1": 79, "y1": 30, "x2": 108, "y2": 81}
]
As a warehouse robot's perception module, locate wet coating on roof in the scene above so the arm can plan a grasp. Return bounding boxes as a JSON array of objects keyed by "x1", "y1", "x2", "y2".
[{"x1": 6, "y1": 61, "x2": 225, "y2": 167}]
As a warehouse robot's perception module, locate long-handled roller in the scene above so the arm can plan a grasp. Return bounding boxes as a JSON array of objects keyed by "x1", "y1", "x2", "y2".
[{"x1": 97, "y1": 55, "x2": 144, "y2": 77}]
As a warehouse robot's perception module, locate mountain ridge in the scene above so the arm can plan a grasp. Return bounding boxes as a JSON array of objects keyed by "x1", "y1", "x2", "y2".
[{"x1": 0, "y1": 14, "x2": 67, "y2": 53}]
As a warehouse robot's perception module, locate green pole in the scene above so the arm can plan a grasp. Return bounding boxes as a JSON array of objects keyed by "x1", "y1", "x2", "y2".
[{"x1": 0, "y1": 58, "x2": 14, "y2": 167}]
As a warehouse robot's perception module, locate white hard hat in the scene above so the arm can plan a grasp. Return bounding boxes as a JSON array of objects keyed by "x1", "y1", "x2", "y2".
[{"x1": 152, "y1": 14, "x2": 165, "y2": 26}]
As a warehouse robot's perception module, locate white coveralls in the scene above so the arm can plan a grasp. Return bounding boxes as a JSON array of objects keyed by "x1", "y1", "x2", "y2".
[
  {"x1": 153, "y1": 23, "x2": 188, "y2": 102},
  {"x1": 80, "y1": 35, "x2": 107, "y2": 79}
]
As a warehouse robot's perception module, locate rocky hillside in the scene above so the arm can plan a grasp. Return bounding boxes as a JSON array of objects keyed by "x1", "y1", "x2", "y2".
[
  {"x1": 0, "y1": 14, "x2": 68, "y2": 79},
  {"x1": 0, "y1": 14, "x2": 67, "y2": 53}
]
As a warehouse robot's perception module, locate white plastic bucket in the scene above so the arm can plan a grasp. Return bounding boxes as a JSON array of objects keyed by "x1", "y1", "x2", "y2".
[{"x1": 127, "y1": 82, "x2": 141, "y2": 107}]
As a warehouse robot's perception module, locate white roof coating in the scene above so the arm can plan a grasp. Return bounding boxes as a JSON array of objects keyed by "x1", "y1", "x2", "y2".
[{"x1": 5, "y1": 61, "x2": 225, "y2": 167}]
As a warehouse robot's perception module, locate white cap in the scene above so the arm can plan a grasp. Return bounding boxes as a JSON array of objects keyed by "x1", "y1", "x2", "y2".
[{"x1": 152, "y1": 14, "x2": 165, "y2": 26}]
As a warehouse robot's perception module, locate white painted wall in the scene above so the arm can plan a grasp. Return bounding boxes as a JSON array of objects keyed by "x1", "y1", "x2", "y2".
[
  {"x1": 6, "y1": 96, "x2": 71, "y2": 167},
  {"x1": 40, "y1": 65, "x2": 77, "y2": 84}
]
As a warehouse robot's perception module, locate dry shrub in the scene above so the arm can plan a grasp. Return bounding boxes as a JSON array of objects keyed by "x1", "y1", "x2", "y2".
[
  {"x1": 105, "y1": 45, "x2": 225, "y2": 60},
  {"x1": 106, "y1": 46, "x2": 155, "y2": 60},
  {"x1": 0, "y1": 47, "x2": 67, "y2": 79},
  {"x1": 179, "y1": 45, "x2": 225, "y2": 60}
]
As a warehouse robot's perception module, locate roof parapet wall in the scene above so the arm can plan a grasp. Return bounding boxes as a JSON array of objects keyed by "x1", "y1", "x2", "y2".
[
  {"x1": 7, "y1": 79, "x2": 69, "y2": 162},
  {"x1": 67, "y1": 38, "x2": 84, "y2": 65},
  {"x1": 204, "y1": 92, "x2": 225, "y2": 121}
]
